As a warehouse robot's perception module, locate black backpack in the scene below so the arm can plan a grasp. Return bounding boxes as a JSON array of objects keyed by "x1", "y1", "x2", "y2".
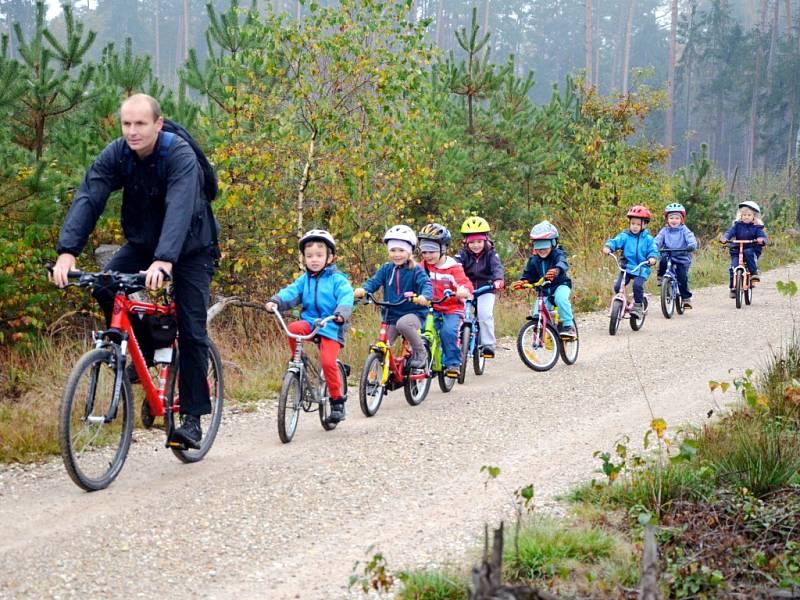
[{"x1": 122, "y1": 118, "x2": 218, "y2": 203}]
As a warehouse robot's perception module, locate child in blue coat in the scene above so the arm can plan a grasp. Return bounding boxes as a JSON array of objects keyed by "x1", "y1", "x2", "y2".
[
  {"x1": 512, "y1": 220, "x2": 576, "y2": 339},
  {"x1": 353, "y1": 224, "x2": 433, "y2": 370},
  {"x1": 719, "y1": 200, "x2": 768, "y2": 297},
  {"x1": 266, "y1": 229, "x2": 354, "y2": 424},
  {"x1": 654, "y1": 202, "x2": 698, "y2": 309},
  {"x1": 602, "y1": 206, "x2": 660, "y2": 319}
]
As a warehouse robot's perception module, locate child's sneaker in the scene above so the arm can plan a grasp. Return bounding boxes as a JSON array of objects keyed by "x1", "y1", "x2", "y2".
[
  {"x1": 729, "y1": 289, "x2": 736, "y2": 298},
  {"x1": 482, "y1": 345, "x2": 495, "y2": 358},
  {"x1": 327, "y1": 398, "x2": 346, "y2": 424},
  {"x1": 630, "y1": 303, "x2": 644, "y2": 319},
  {"x1": 682, "y1": 299, "x2": 692, "y2": 309},
  {"x1": 656, "y1": 276, "x2": 663, "y2": 286},
  {"x1": 409, "y1": 352, "x2": 426, "y2": 371},
  {"x1": 558, "y1": 324, "x2": 577, "y2": 339},
  {"x1": 750, "y1": 275, "x2": 760, "y2": 286}
]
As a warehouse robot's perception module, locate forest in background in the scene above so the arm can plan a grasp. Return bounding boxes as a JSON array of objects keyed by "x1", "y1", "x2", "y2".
[{"x1": 0, "y1": 0, "x2": 798, "y2": 349}]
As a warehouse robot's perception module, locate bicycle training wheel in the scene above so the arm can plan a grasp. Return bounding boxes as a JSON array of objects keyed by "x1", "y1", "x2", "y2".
[
  {"x1": 516, "y1": 318, "x2": 559, "y2": 372},
  {"x1": 473, "y1": 326, "x2": 486, "y2": 376},
  {"x1": 735, "y1": 273, "x2": 744, "y2": 309},
  {"x1": 457, "y1": 324, "x2": 470, "y2": 384},
  {"x1": 404, "y1": 347, "x2": 431, "y2": 406},
  {"x1": 660, "y1": 276, "x2": 675, "y2": 319},
  {"x1": 609, "y1": 299, "x2": 623, "y2": 336},
  {"x1": 630, "y1": 297, "x2": 648, "y2": 331},
  {"x1": 171, "y1": 338, "x2": 225, "y2": 463},
  {"x1": 359, "y1": 352, "x2": 386, "y2": 417},
  {"x1": 59, "y1": 348, "x2": 134, "y2": 492},
  {"x1": 560, "y1": 322, "x2": 579, "y2": 365},
  {"x1": 277, "y1": 371, "x2": 301, "y2": 443},
  {"x1": 319, "y1": 361, "x2": 348, "y2": 431}
]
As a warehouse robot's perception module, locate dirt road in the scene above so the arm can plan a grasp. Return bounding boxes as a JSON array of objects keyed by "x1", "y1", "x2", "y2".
[{"x1": 1, "y1": 264, "x2": 797, "y2": 599}]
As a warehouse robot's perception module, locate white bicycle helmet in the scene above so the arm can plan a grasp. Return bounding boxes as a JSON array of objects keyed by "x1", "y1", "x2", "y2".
[
  {"x1": 299, "y1": 228, "x2": 336, "y2": 254},
  {"x1": 738, "y1": 200, "x2": 761, "y2": 213},
  {"x1": 383, "y1": 224, "x2": 418, "y2": 250},
  {"x1": 529, "y1": 220, "x2": 559, "y2": 249}
]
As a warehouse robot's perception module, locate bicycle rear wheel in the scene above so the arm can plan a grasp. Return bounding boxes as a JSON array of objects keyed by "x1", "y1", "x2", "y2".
[
  {"x1": 560, "y1": 323, "x2": 579, "y2": 365},
  {"x1": 277, "y1": 371, "x2": 301, "y2": 443},
  {"x1": 59, "y1": 348, "x2": 133, "y2": 492},
  {"x1": 359, "y1": 352, "x2": 386, "y2": 417},
  {"x1": 437, "y1": 368, "x2": 456, "y2": 392},
  {"x1": 517, "y1": 318, "x2": 559, "y2": 371},
  {"x1": 171, "y1": 338, "x2": 225, "y2": 463},
  {"x1": 457, "y1": 324, "x2": 470, "y2": 384},
  {"x1": 609, "y1": 299, "x2": 623, "y2": 336},
  {"x1": 404, "y1": 346, "x2": 431, "y2": 405},
  {"x1": 319, "y1": 361, "x2": 348, "y2": 431},
  {"x1": 473, "y1": 325, "x2": 485, "y2": 375},
  {"x1": 660, "y1": 276, "x2": 675, "y2": 319}
]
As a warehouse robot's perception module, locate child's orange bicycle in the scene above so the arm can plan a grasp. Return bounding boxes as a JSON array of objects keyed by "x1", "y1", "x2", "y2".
[{"x1": 724, "y1": 239, "x2": 760, "y2": 309}]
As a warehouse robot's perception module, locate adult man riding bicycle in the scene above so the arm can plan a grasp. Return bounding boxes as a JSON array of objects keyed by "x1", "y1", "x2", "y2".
[{"x1": 51, "y1": 93, "x2": 218, "y2": 449}]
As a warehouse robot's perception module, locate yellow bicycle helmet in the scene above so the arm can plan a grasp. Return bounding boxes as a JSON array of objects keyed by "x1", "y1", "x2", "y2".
[{"x1": 460, "y1": 216, "x2": 491, "y2": 235}]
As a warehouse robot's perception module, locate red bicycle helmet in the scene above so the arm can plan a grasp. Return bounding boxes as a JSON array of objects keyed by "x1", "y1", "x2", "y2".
[{"x1": 626, "y1": 205, "x2": 652, "y2": 221}]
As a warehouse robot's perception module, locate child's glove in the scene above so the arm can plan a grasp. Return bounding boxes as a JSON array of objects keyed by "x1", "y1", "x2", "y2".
[
  {"x1": 602, "y1": 246, "x2": 611, "y2": 256},
  {"x1": 413, "y1": 295, "x2": 429, "y2": 306},
  {"x1": 545, "y1": 268, "x2": 559, "y2": 281},
  {"x1": 353, "y1": 287, "x2": 366, "y2": 299},
  {"x1": 511, "y1": 280, "x2": 528, "y2": 291},
  {"x1": 333, "y1": 312, "x2": 345, "y2": 324},
  {"x1": 493, "y1": 279, "x2": 505, "y2": 290},
  {"x1": 647, "y1": 257, "x2": 657, "y2": 266}
]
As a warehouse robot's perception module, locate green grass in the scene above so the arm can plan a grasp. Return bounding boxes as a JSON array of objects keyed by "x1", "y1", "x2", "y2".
[{"x1": 395, "y1": 570, "x2": 469, "y2": 600}]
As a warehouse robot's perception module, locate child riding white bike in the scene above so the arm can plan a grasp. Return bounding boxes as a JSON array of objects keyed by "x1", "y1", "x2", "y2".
[{"x1": 265, "y1": 229, "x2": 354, "y2": 425}]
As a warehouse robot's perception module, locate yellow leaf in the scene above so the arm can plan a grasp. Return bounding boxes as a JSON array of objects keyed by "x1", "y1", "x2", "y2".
[{"x1": 651, "y1": 418, "x2": 667, "y2": 439}]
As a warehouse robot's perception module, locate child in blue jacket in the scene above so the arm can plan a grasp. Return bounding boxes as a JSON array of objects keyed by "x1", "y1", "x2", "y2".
[
  {"x1": 654, "y1": 202, "x2": 698, "y2": 309},
  {"x1": 512, "y1": 220, "x2": 576, "y2": 339},
  {"x1": 719, "y1": 200, "x2": 768, "y2": 296},
  {"x1": 602, "y1": 206, "x2": 660, "y2": 319},
  {"x1": 353, "y1": 225, "x2": 433, "y2": 370},
  {"x1": 266, "y1": 229, "x2": 354, "y2": 424}
]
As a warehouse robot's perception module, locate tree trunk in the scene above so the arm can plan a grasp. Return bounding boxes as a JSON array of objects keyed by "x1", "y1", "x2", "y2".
[
  {"x1": 747, "y1": 0, "x2": 769, "y2": 176},
  {"x1": 483, "y1": 0, "x2": 490, "y2": 36},
  {"x1": 585, "y1": 0, "x2": 593, "y2": 90},
  {"x1": 666, "y1": 0, "x2": 678, "y2": 170},
  {"x1": 785, "y1": 0, "x2": 792, "y2": 39},
  {"x1": 639, "y1": 525, "x2": 662, "y2": 600},
  {"x1": 297, "y1": 132, "x2": 317, "y2": 268},
  {"x1": 684, "y1": 3, "x2": 695, "y2": 166},
  {"x1": 183, "y1": 0, "x2": 190, "y2": 62},
  {"x1": 622, "y1": 0, "x2": 635, "y2": 95},
  {"x1": 154, "y1": 0, "x2": 161, "y2": 79},
  {"x1": 435, "y1": 0, "x2": 443, "y2": 48}
]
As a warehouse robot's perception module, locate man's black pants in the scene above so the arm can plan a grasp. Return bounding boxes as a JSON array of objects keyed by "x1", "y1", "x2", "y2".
[{"x1": 93, "y1": 244, "x2": 215, "y2": 416}]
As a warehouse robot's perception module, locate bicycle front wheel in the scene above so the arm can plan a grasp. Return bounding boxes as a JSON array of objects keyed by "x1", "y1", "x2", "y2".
[
  {"x1": 517, "y1": 318, "x2": 559, "y2": 372},
  {"x1": 473, "y1": 325, "x2": 485, "y2": 376},
  {"x1": 735, "y1": 272, "x2": 743, "y2": 309},
  {"x1": 437, "y1": 369, "x2": 456, "y2": 393},
  {"x1": 745, "y1": 280, "x2": 753, "y2": 305},
  {"x1": 277, "y1": 371, "x2": 302, "y2": 443},
  {"x1": 609, "y1": 299, "x2": 623, "y2": 336},
  {"x1": 457, "y1": 324, "x2": 470, "y2": 385},
  {"x1": 172, "y1": 338, "x2": 225, "y2": 463},
  {"x1": 59, "y1": 348, "x2": 133, "y2": 492},
  {"x1": 359, "y1": 352, "x2": 386, "y2": 417},
  {"x1": 660, "y1": 276, "x2": 675, "y2": 319},
  {"x1": 319, "y1": 361, "x2": 348, "y2": 431}
]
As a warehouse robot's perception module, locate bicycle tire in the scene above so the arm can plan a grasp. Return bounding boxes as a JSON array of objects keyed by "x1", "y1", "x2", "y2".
[
  {"x1": 457, "y1": 324, "x2": 470, "y2": 384},
  {"x1": 609, "y1": 299, "x2": 623, "y2": 336},
  {"x1": 277, "y1": 371, "x2": 301, "y2": 443},
  {"x1": 745, "y1": 280, "x2": 753, "y2": 305},
  {"x1": 660, "y1": 276, "x2": 675, "y2": 319},
  {"x1": 631, "y1": 296, "x2": 648, "y2": 331},
  {"x1": 559, "y1": 322, "x2": 579, "y2": 365},
  {"x1": 437, "y1": 369, "x2": 456, "y2": 393},
  {"x1": 675, "y1": 292, "x2": 685, "y2": 315},
  {"x1": 359, "y1": 352, "x2": 386, "y2": 417},
  {"x1": 59, "y1": 347, "x2": 133, "y2": 492},
  {"x1": 404, "y1": 347, "x2": 431, "y2": 406},
  {"x1": 171, "y1": 338, "x2": 225, "y2": 463},
  {"x1": 473, "y1": 325, "x2": 485, "y2": 375},
  {"x1": 516, "y1": 318, "x2": 559, "y2": 371},
  {"x1": 319, "y1": 361, "x2": 348, "y2": 431},
  {"x1": 735, "y1": 272, "x2": 743, "y2": 309}
]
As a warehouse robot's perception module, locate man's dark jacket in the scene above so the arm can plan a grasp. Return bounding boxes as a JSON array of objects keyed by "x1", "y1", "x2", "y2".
[{"x1": 57, "y1": 134, "x2": 217, "y2": 264}]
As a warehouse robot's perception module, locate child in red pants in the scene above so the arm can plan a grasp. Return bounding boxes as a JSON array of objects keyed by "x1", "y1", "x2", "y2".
[{"x1": 265, "y1": 229, "x2": 354, "y2": 424}]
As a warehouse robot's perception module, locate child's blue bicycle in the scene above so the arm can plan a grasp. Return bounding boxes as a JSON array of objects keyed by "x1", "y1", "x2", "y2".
[
  {"x1": 658, "y1": 248, "x2": 689, "y2": 319},
  {"x1": 457, "y1": 283, "x2": 495, "y2": 384}
]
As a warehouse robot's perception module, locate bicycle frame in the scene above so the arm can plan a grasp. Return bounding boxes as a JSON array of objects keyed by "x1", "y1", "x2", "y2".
[{"x1": 462, "y1": 284, "x2": 494, "y2": 356}]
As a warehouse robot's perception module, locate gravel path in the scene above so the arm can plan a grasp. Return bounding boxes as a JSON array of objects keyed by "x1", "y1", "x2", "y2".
[{"x1": 1, "y1": 263, "x2": 797, "y2": 599}]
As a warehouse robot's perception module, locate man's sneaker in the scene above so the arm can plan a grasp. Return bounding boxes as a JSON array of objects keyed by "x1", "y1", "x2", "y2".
[
  {"x1": 682, "y1": 299, "x2": 692, "y2": 309},
  {"x1": 482, "y1": 345, "x2": 495, "y2": 358},
  {"x1": 171, "y1": 415, "x2": 202, "y2": 449},
  {"x1": 630, "y1": 303, "x2": 644, "y2": 319},
  {"x1": 445, "y1": 367, "x2": 459, "y2": 379},
  {"x1": 656, "y1": 276, "x2": 663, "y2": 286},
  {"x1": 559, "y1": 325, "x2": 577, "y2": 339},
  {"x1": 125, "y1": 362, "x2": 140, "y2": 384},
  {"x1": 327, "y1": 399, "x2": 346, "y2": 424},
  {"x1": 729, "y1": 289, "x2": 736, "y2": 298}
]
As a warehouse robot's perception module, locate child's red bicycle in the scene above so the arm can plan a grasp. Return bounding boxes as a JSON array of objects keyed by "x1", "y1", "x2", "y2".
[
  {"x1": 725, "y1": 239, "x2": 760, "y2": 309},
  {"x1": 55, "y1": 270, "x2": 224, "y2": 491}
]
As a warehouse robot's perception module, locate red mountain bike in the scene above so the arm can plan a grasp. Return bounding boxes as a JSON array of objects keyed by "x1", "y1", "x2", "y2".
[{"x1": 55, "y1": 270, "x2": 224, "y2": 491}]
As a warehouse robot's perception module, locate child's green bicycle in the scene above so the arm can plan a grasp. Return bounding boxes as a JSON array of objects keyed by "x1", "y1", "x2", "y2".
[{"x1": 421, "y1": 290, "x2": 459, "y2": 393}]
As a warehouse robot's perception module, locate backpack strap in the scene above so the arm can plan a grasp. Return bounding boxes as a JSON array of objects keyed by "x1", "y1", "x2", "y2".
[{"x1": 155, "y1": 132, "x2": 175, "y2": 180}]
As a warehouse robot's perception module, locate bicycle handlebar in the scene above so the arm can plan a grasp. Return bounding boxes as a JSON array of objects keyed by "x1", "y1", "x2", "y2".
[
  {"x1": 721, "y1": 239, "x2": 761, "y2": 245},
  {"x1": 658, "y1": 248, "x2": 693, "y2": 253},
  {"x1": 607, "y1": 253, "x2": 651, "y2": 274},
  {"x1": 268, "y1": 307, "x2": 339, "y2": 340},
  {"x1": 46, "y1": 267, "x2": 172, "y2": 293},
  {"x1": 471, "y1": 283, "x2": 496, "y2": 297}
]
